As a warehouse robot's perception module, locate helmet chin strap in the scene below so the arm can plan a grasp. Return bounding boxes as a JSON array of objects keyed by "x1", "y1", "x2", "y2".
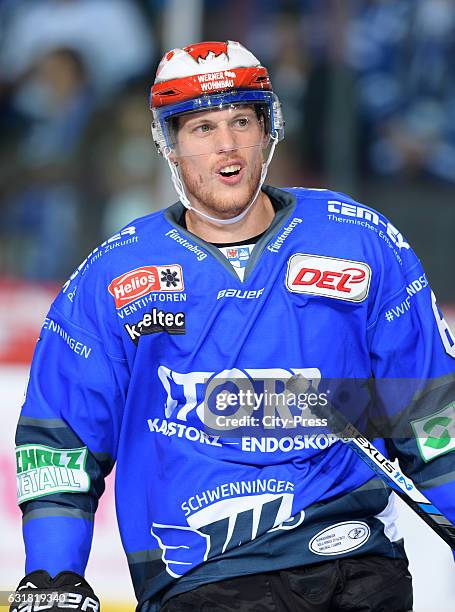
[{"x1": 164, "y1": 134, "x2": 278, "y2": 226}]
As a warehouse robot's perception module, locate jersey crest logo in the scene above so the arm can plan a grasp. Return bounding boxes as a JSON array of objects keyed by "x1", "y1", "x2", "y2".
[
  {"x1": 286, "y1": 254, "x2": 371, "y2": 302},
  {"x1": 224, "y1": 246, "x2": 251, "y2": 269}
]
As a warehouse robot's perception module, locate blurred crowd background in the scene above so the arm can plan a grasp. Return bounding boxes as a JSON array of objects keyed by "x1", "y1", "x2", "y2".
[{"x1": 1, "y1": 0, "x2": 455, "y2": 299}]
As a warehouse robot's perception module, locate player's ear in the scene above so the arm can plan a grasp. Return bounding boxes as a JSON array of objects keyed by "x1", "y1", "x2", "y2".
[
  {"x1": 168, "y1": 150, "x2": 179, "y2": 166},
  {"x1": 258, "y1": 113, "x2": 270, "y2": 148},
  {"x1": 166, "y1": 116, "x2": 181, "y2": 165},
  {"x1": 261, "y1": 127, "x2": 271, "y2": 148}
]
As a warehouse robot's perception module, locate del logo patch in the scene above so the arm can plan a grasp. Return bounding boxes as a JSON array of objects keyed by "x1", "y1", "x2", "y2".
[
  {"x1": 108, "y1": 264, "x2": 184, "y2": 308},
  {"x1": 286, "y1": 254, "x2": 371, "y2": 302}
]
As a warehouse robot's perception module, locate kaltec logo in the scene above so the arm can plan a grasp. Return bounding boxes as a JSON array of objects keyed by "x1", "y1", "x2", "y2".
[{"x1": 125, "y1": 308, "x2": 185, "y2": 344}]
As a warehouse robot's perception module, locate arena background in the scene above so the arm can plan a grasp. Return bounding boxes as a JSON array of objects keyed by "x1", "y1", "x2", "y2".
[{"x1": 1, "y1": 1, "x2": 455, "y2": 609}]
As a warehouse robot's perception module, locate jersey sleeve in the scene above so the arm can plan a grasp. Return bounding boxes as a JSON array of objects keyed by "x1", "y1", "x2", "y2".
[
  {"x1": 366, "y1": 222, "x2": 455, "y2": 530},
  {"x1": 15, "y1": 261, "x2": 129, "y2": 576}
]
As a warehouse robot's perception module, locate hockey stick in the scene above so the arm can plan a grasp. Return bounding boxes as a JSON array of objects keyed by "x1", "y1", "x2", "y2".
[{"x1": 286, "y1": 376, "x2": 455, "y2": 549}]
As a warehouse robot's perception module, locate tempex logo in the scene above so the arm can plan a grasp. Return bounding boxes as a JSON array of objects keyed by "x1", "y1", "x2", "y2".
[
  {"x1": 108, "y1": 264, "x2": 184, "y2": 308},
  {"x1": 286, "y1": 254, "x2": 371, "y2": 302}
]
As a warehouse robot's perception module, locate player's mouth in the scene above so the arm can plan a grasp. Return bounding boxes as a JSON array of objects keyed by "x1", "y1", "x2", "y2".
[{"x1": 216, "y1": 162, "x2": 244, "y2": 185}]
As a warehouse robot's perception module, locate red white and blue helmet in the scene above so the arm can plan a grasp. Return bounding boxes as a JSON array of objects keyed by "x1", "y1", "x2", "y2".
[{"x1": 150, "y1": 40, "x2": 284, "y2": 155}]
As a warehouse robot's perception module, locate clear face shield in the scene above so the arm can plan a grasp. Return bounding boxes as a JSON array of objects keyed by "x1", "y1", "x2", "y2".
[
  {"x1": 151, "y1": 91, "x2": 284, "y2": 224},
  {"x1": 167, "y1": 103, "x2": 270, "y2": 160}
]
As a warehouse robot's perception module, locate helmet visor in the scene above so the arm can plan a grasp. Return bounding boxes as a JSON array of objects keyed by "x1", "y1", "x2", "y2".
[
  {"x1": 169, "y1": 103, "x2": 269, "y2": 159},
  {"x1": 152, "y1": 90, "x2": 284, "y2": 158}
]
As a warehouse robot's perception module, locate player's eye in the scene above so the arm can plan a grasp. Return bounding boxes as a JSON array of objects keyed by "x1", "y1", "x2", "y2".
[
  {"x1": 193, "y1": 123, "x2": 212, "y2": 134},
  {"x1": 234, "y1": 117, "x2": 250, "y2": 128}
]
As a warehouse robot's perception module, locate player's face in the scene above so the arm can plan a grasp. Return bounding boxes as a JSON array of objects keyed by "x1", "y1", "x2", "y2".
[{"x1": 173, "y1": 105, "x2": 268, "y2": 219}]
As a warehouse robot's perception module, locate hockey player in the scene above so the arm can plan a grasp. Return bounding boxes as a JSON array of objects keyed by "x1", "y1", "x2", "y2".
[{"x1": 12, "y1": 41, "x2": 455, "y2": 611}]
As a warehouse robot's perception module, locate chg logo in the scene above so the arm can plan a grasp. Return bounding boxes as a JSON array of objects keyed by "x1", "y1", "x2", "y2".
[{"x1": 411, "y1": 402, "x2": 455, "y2": 462}]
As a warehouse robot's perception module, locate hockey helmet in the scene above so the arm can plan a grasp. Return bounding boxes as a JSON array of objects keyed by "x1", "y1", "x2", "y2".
[{"x1": 150, "y1": 40, "x2": 284, "y2": 156}]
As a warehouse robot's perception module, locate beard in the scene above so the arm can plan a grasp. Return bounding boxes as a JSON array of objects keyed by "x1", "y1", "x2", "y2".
[{"x1": 178, "y1": 151, "x2": 263, "y2": 220}]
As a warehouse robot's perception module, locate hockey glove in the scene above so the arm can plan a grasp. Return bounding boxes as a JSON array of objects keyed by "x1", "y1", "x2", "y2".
[{"x1": 9, "y1": 570, "x2": 100, "y2": 611}]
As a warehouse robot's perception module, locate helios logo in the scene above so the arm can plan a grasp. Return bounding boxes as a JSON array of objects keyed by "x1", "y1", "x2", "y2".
[
  {"x1": 108, "y1": 264, "x2": 184, "y2": 308},
  {"x1": 286, "y1": 254, "x2": 371, "y2": 302}
]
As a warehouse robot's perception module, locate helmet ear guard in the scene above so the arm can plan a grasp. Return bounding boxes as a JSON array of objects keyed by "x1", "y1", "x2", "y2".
[
  {"x1": 271, "y1": 94, "x2": 285, "y2": 141},
  {"x1": 150, "y1": 118, "x2": 166, "y2": 155}
]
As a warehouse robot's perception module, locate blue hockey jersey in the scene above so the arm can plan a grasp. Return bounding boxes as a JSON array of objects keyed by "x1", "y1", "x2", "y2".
[{"x1": 15, "y1": 186, "x2": 455, "y2": 610}]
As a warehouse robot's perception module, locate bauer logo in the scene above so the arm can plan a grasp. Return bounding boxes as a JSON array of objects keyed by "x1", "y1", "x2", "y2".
[
  {"x1": 108, "y1": 264, "x2": 184, "y2": 308},
  {"x1": 286, "y1": 254, "x2": 371, "y2": 302},
  {"x1": 309, "y1": 521, "x2": 370, "y2": 556}
]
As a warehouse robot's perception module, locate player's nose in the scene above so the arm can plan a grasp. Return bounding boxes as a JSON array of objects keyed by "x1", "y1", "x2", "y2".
[{"x1": 214, "y1": 122, "x2": 237, "y2": 154}]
